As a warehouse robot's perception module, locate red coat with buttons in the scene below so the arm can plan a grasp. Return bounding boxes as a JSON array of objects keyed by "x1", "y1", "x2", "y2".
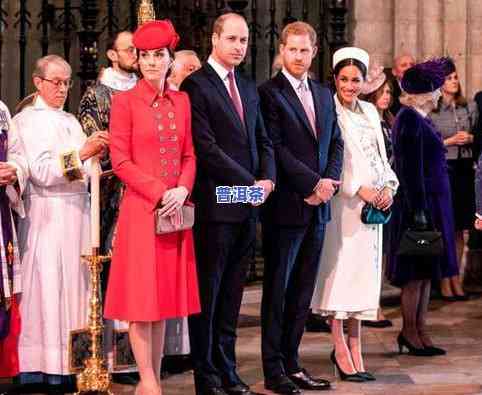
[{"x1": 104, "y1": 79, "x2": 200, "y2": 321}]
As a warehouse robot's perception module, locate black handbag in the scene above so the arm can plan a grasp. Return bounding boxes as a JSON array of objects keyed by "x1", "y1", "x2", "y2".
[
  {"x1": 361, "y1": 203, "x2": 392, "y2": 225},
  {"x1": 396, "y1": 229, "x2": 444, "y2": 257}
]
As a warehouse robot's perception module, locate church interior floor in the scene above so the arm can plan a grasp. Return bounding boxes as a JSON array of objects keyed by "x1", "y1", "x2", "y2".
[{"x1": 3, "y1": 293, "x2": 482, "y2": 394}]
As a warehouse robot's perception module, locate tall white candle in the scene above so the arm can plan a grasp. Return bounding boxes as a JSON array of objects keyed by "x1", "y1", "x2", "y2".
[{"x1": 90, "y1": 155, "x2": 100, "y2": 248}]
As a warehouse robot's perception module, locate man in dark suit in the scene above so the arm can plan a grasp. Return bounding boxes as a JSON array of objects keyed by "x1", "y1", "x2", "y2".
[
  {"x1": 181, "y1": 12, "x2": 276, "y2": 395},
  {"x1": 259, "y1": 21, "x2": 343, "y2": 394}
]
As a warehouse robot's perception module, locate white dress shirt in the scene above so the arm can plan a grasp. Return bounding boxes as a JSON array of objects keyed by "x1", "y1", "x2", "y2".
[
  {"x1": 208, "y1": 56, "x2": 242, "y2": 100},
  {"x1": 281, "y1": 67, "x2": 315, "y2": 115}
]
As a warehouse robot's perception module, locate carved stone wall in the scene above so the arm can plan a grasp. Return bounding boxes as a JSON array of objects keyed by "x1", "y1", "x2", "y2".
[{"x1": 350, "y1": 0, "x2": 482, "y2": 98}]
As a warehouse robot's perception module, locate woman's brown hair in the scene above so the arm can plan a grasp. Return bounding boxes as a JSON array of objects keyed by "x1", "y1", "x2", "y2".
[
  {"x1": 432, "y1": 71, "x2": 468, "y2": 113},
  {"x1": 360, "y1": 79, "x2": 395, "y2": 126}
]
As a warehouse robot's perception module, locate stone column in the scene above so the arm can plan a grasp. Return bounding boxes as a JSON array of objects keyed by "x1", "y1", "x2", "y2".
[
  {"x1": 467, "y1": 0, "x2": 482, "y2": 98},
  {"x1": 443, "y1": 0, "x2": 468, "y2": 94},
  {"x1": 420, "y1": 0, "x2": 443, "y2": 59},
  {"x1": 393, "y1": 0, "x2": 419, "y2": 61},
  {"x1": 351, "y1": 0, "x2": 394, "y2": 66}
]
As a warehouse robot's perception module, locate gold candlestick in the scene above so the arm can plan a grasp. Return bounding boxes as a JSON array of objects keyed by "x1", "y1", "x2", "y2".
[{"x1": 76, "y1": 248, "x2": 111, "y2": 394}]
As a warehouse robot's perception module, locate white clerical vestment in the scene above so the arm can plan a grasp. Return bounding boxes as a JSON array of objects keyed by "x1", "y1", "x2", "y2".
[{"x1": 14, "y1": 96, "x2": 91, "y2": 375}]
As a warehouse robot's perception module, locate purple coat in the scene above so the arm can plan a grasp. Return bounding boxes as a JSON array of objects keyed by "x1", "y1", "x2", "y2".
[{"x1": 388, "y1": 107, "x2": 458, "y2": 286}]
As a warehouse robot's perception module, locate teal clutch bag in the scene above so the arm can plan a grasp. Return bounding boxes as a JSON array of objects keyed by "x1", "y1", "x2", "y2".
[{"x1": 361, "y1": 203, "x2": 392, "y2": 225}]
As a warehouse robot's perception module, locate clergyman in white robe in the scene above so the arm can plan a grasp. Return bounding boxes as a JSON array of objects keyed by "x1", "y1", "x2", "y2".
[{"x1": 14, "y1": 95, "x2": 92, "y2": 376}]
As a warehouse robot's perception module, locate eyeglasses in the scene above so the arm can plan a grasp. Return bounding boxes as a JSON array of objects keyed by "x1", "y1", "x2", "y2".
[
  {"x1": 116, "y1": 46, "x2": 137, "y2": 55},
  {"x1": 40, "y1": 77, "x2": 74, "y2": 89}
]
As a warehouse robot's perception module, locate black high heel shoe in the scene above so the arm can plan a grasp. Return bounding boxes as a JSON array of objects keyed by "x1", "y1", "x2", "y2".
[
  {"x1": 453, "y1": 294, "x2": 469, "y2": 302},
  {"x1": 330, "y1": 351, "x2": 365, "y2": 382},
  {"x1": 440, "y1": 294, "x2": 457, "y2": 302},
  {"x1": 357, "y1": 371, "x2": 376, "y2": 381},
  {"x1": 423, "y1": 345, "x2": 446, "y2": 355},
  {"x1": 397, "y1": 334, "x2": 434, "y2": 356}
]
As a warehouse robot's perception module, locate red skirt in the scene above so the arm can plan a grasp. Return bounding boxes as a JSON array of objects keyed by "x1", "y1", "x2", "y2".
[
  {"x1": 104, "y1": 228, "x2": 200, "y2": 322},
  {"x1": 0, "y1": 296, "x2": 20, "y2": 377}
]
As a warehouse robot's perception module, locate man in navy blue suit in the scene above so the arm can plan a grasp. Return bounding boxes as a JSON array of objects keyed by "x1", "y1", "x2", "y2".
[
  {"x1": 181, "y1": 12, "x2": 276, "y2": 395},
  {"x1": 259, "y1": 21, "x2": 343, "y2": 394}
]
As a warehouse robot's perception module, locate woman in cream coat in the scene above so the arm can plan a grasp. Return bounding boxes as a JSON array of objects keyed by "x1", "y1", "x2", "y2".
[{"x1": 311, "y1": 47, "x2": 398, "y2": 381}]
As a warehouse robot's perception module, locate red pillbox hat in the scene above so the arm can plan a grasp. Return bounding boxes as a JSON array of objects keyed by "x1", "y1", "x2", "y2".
[{"x1": 133, "y1": 20, "x2": 180, "y2": 51}]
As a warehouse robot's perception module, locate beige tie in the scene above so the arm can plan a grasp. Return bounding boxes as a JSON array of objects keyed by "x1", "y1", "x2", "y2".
[{"x1": 298, "y1": 81, "x2": 317, "y2": 137}]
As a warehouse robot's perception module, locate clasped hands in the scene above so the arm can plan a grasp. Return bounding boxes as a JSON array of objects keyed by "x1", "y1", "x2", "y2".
[
  {"x1": 446, "y1": 130, "x2": 473, "y2": 146},
  {"x1": 0, "y1": 162, "x2": 17, "y2": 186},
  {"x1": 251, "y1": 179, "x2": 274, "y2": 206},
  {"x1": 357, "y1": 186, "x2": 393, "y2": 211},
  {"x1": 304, "y1": 178, "x2": 341, "y2": 206},
  {"x1": 157, "y1": 186, "x2": 189, "y2": 228},
  {"x1": 474, "y1": 215, "x2": 482, "y2": 231}
]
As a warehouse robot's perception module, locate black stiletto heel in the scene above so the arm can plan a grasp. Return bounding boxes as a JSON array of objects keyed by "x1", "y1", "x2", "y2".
[{"x1": 330, "y1": 351, "x2": 365, "y2": 382}]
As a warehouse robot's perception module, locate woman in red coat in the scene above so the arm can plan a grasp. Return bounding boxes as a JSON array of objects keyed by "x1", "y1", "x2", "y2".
[{"x1": 104, "y1": 20, "x2": 200, "y2": 395}]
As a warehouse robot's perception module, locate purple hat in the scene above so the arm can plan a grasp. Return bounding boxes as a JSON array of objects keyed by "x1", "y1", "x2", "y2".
[{"x1": 401, "y1": 57, "x2": 450, "y2": 94}]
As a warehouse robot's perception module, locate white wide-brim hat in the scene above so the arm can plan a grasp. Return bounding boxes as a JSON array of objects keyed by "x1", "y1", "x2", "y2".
[{"x1": 333, "y1": 47, "x2": 370, "y2": 70}]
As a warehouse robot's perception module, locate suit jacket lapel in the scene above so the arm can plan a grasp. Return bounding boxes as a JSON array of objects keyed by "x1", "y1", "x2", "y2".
[
  {"x1": 278, "y1": 73, "x2": 317, "y2": 142},
  {"x1": 204, "y1": 63, "x2": 246, "y2": 134}
]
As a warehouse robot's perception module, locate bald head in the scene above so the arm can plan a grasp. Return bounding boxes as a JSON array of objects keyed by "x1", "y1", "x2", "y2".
[
  {"x1": 393, "y1": 54, "x2": 415, "y2": 80},
  {"x1": 169, "y1": 50, "x2": 201, "y2": 88}
]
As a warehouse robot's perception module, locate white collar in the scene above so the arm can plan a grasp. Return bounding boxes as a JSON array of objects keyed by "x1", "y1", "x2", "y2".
[
  {"x1": 35, "y1": 95, "x2": 63, "y2": 112},
  {"x1": 100, "y1": 67, "x2": 138, "y2": 91},
  {"x1": 414, "y1": 106, "x2": 428, "y2": 117},
  {"x1": 208, "y1": 56, "x2": 233, "y2": 81},
  {"x1": 281, "y1": 67, "x2": 309, "y2": 91}
]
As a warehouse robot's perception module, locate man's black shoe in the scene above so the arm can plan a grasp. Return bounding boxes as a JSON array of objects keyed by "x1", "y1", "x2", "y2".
[
  {"x1": 265, "y1": 375, "x2": 301, "y2": 394},
  {"x1": 199, "y1": 386, "x2": 228, "y2": 395},
  {"x1": 45, "y1": 383, "x2": 77, "y2": 394},
  {"x1": 224, "y1": 383, "x2": 262, "y2": 394},
  {"x1": 288, "y1": 369, "x2": 331, "y2": 390},
  {"x1": 112, "y1": 372, "x2": 139, "y2": 385},
  {"x1": 305, "y1": 313, "x2": 331, "y2": 333},
  {"x1": 161, "y1": 354, "x2": 193, "y2": 375}
]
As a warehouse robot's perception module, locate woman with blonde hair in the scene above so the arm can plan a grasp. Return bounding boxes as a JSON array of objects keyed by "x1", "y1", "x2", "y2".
[{"x1": 389, "y1": 58, "x2": 456, "y2": 357}]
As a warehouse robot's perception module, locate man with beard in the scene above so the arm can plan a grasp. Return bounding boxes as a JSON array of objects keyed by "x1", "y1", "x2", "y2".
[{"x1": 78, "y1": 30, "x2": 139, "y2": 385}]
